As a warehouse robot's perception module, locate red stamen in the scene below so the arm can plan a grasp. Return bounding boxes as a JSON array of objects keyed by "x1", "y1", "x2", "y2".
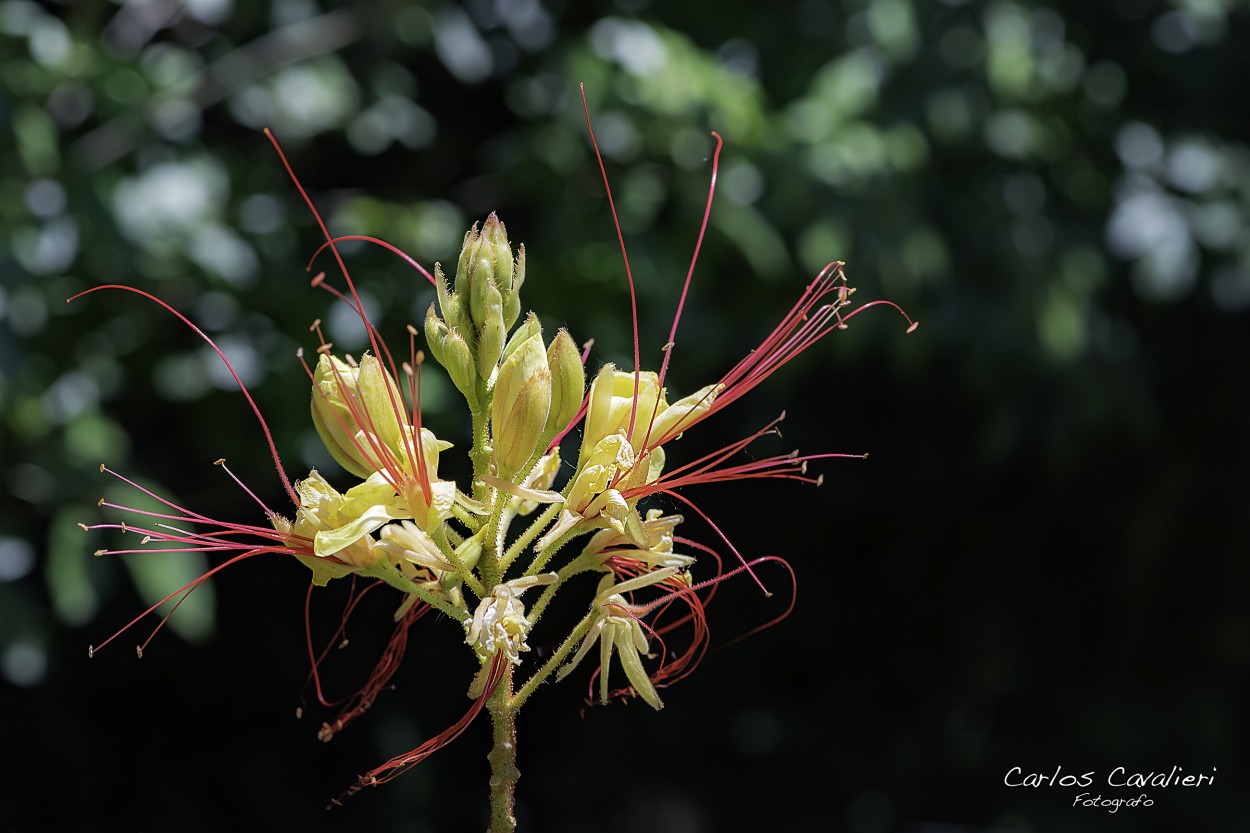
[
  {"x1": 580, "y1": 84, "x2": 643, "y2": 441},
  {"x1": 307, "y1": 235, "x2": 436, "y2": 286},
  {"x1": 331, "y1": 652, "x2": 508, "y2": 806},
  {"x1": 67, "y1": 286, "x2": 298, "y2": 506}
]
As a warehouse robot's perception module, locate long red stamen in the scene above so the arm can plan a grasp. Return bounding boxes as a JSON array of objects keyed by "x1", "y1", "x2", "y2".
[
  {"x1": 304, "y1": 581, "x2": 431, "y2": 742},
  {"x1": 580, "y1": 84, "x2": 643, "y2": 441},
  {"x1": 308, "y1": 235, "x2": 436, "y2": 286},
  {"x1": 332, "y1": 652, "x2": 507, "y2": 805},
  {"x1": 266, "y1": 130, "x2": 424, "y2": 490},
  {"x1": 639, "y1": 131, "x2": 724, "y2": 456},
  {"x1": 67, "y1": 286, "x2": 298, "y2": 506},
  {"x1": 87, "y1": 549, "x2": 265, "y2": 658},
  {"x1": 662, "y1": 490, "x2": 769, "y2": 595}
]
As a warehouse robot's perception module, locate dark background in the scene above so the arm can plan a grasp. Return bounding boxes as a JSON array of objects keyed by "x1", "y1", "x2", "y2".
[{"x1": 2, "y1": 0, "x2": 1248, "y2": 831}]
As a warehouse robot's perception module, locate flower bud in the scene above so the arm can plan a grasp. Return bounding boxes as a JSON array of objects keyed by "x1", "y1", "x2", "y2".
[
  {"x1": 480, "y1": 213, "x2": 514, "y2": 293},
  {"x1": 435, "y1": 264, "x2": 467, "y2": 335},
  {"x1": 491, "y1": 327, "x2": 552, "y2": 480},
  {"x1": 502, "y1": 244, "x2": 525, "y2": 331},
  {"x1": 442, "y1": 327, "x2": 477, "y2": 399},
  {"x1": 476, "y1": 288, "x2": 506, "y2": 380},
  {"x1": 424, "y1": 302, "x2": 449, "y2": 364},
  {"x1": 310, "y1": 353, "x2": 410, "y2": 478},
  {"x1": 356, "y1": 353, "x2": 407, "y2": 457},
  {"x1": 501, "y1": 312, "x2": 541, "y2": 366},
  {"x1": 310, "y1": 353, "x2": 374, "y2": 479},
  {"x1": 544, "y1": 328, "x2": 584, "y2": 442}
]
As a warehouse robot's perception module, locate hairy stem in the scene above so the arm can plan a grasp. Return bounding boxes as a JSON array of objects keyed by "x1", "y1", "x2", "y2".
[
  {"x1": 502, "y1": 501, "x2": 561, "y2": 570},
  {"x1": 512, "y1": 609, "x2": 596, "y2": 711},
  {"x1": 486, "y1": 664, "x2": 519, "y2": 833}
]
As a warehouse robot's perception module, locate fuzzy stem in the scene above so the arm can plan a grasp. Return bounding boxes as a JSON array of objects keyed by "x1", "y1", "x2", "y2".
[
  {"x1": 486, "y1": 664, "x2": 519, "y2": 833},
  {"x1": 511, "y1": 608, "x2": 596, "y2": 711},
  {"x1": 480, "y1": 491, "x2": 507, "y2": 588},
  {"x1": 470, "y1": 402, "x2": 492, "y2": 503},
  {"x1": 502, "y1": 501, "x2": 562, "y2": 570}
]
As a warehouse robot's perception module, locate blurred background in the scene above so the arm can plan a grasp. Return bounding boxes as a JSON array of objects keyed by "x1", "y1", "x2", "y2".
[{"x1": 2, "y1": 0, "x2": 1248, "y2": 831}]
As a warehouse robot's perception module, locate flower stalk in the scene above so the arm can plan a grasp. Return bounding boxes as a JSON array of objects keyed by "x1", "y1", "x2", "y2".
[{"x1": 76, "y1": 101, "x2": 915, "y2": 829}]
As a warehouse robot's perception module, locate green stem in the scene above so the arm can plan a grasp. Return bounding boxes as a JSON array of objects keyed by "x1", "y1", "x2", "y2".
[
  {"x1": 501, "y1": 501, "x2": 561, "y2": 571},
  {"x1": 486, "y1": 664, "x2": 519, "y2": 833},
  {"x1": 526, "y1": 553, "x2": 599, "y2": 626},
  {"x1": 525, "y1": 525, "x2": 580, "y2": 577},
  {"x1": 362, "y1": 562, "x2": 465, "y2": 621},
  {"x1": 480, "y1": 491, "x2": 506, "y2": 588},
  {"x1": 433, "y1": 525, "x2": 486, "y2": 599},
  {"x1": 511, "y1": 609, "x2": 596, "y2": 711},
  {"x1": 469, "y1": 404, "x2": 491, "y2": 501}
]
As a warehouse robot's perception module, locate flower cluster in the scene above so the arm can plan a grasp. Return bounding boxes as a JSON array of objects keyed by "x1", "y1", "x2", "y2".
[{"x1": 77, "y1": 120, "x2": 915, "y2": 810}]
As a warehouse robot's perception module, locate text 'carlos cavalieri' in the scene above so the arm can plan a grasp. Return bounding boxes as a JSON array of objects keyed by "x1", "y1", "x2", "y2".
[{"x1": 1004, "y1": 766, "x2": 1218, "y2": 813}]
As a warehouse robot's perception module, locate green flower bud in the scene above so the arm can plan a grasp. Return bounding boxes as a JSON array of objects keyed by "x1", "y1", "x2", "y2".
[
  {"x1": 501, "y1": 312, "x2": 541, "y2": 366},
  {"x1": 480, "y1": 213, "x2": 514, "y2": 293},
  {"x1": 544, "y1": 328, "x2": 585, "y2": 441},
  {"x1": 491, "y1": 328, "x2": 552, "y2": 480},
  {"x1": 442, "y1": 327, "x2": 477, "y2": 399},
  {"x1": 309, "y1": 353, "x2": 412, "y2": 477},
  {"x1": 434, "y1": 263, "x2": 467, "y2": 337},
  {"x1": 502, "y1": 244, "x2": 525, "y2": 331},
  {"x1": 424, "y1": 302, "x2": 448, "y2": 364},
  {"x1": 512, "y1": 244, "x2": 526, "y2": 295},
  {"x1": 469, "y1": 257, "x2": 500, "y2": 330},
  {"x1": 356, "y1": 353, "x2": 407, "y2": 456},
  {"x1": 476, "y1": 288, "x2": 506, "y2": 380},
  {"x1": 310, "y1": 353, "x2": 374, "y2": 479}
]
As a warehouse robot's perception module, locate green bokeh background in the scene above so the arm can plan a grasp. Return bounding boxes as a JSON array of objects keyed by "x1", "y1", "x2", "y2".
[{"x1": 2, "y1": 0, "x2": 1248, "y2": 831}]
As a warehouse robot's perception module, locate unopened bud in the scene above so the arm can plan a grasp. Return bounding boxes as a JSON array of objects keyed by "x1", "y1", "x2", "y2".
[
  {"x1": 512, "y1": 244, "x2": 526, "y2": 295},
  {"x1": 469, "y1": 259, "x2": 500, "y2": 330},
  {"x1": 480, "y1": 213, "x2": 514, "y2": 293},
  {"x1": 424, "y1": 303, "x2": 449, "y2": 364},
  {"x1": 501, "y1": 312, "x2": 541, "y2": 366},
  {"x1": 502, "y1": 245, "x2": 526, "y2": 330},
  {"x1": 435, "y1": 264, "x2": 467, "y2": 335},
  {"x1": 544, "y1": 328, "x2": 584, "y2": 442},
  {"x1": 476, "y1": 292, "x2": 506, "y2": 379},
  {"x1": 310, "y1": 353, "x2": 373, "y2": 479},
  {"x1": 356, "y1": 354, "x2": 407, "y2": 456},
  {"x1": 442, "y1": 327, "x2": 477, "y2": 398},
  {"x1": 491, "y1": 328, "x2": 552, "y2": 480}
]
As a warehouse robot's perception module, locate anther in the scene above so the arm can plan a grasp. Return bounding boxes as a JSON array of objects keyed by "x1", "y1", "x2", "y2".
[
  {"x1": 295, "y1": 707, "x2": 303, "y2": 719},
  {"x1": 135, "y1": 645, "x2": 144, "y2": 658},
  {"x1": 906, "y1": 321, "x2": 920, "y2": 333},
  {"x1": 402, "y1": 362, "x2": 413, "y2": 377},
  {"x1": 99, "y1": 463, "x2": 105, "y2": 473},
  {"x1": 94, "y1": 549, "x2": 107, "y2": 556},
  {"x1": 661, "y1": 342, "x2": 675, "y2": 352},
  {"x1": 816, "y1": 474, "x2": 825, "y2": 486},
  {"x1": 77, "y1": 522, "x2": 89, "y2": 532},
  {"x1": 309, "y1": 318, "x2": 322, "y2": 331},
  {"x1": 214, "y1": 458, "x2": 226, "y2": 466},
  {"x1": 141, "y1": 535, "x2": 152, "y2": 544},
  {"x1": 316, "y1": 342, "x2": 334, "y2": 354},
  {"x1": 88, "y1": 645, "x2": 95, "y2": 658},
  {"x1": 310, "y1": 272, "x2": 326, "y2": 287},
  {"x1": 97, "y1": 498, "x2": 104, "y2": 506},
  {"x1": 406, "y1": 324, "x2": 419, "y2": 336}
]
